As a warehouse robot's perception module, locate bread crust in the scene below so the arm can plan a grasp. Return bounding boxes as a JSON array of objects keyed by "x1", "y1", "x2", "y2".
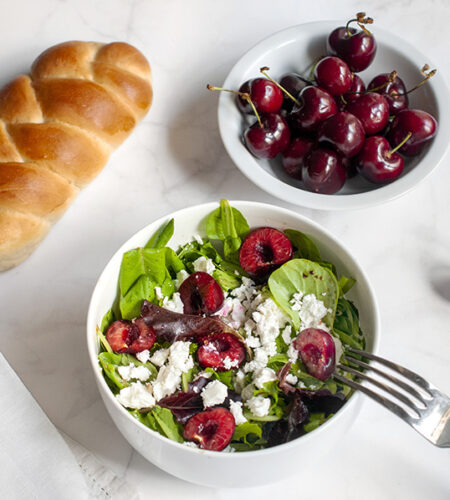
[{"x1": 0, "y1": 41, "x2": 152, "y2": 271}]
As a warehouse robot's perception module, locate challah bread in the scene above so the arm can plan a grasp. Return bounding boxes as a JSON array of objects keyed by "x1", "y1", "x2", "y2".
[{"x1": 0, "y1": 41, "x2": 153, "y2": 271}]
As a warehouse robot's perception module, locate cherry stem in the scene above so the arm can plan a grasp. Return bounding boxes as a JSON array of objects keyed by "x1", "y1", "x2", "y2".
[
  {"x1": 346, "y1": 12, "x2": 374, "y2": 37},
  {"x1": 207, "y1": 84, "x2": 263, "y2": 127},
  {"x1": 386, "y1": 132, "x2": 412, "y2": 157},
  {"x1": 308, "y1": 56, "x2": 323, "y2": 81},
  {"x1": 391, "y1": 65, "x2": 437, "y2": 97},
  {"x1": 259, "y1": 66, "x2": 302, "y2": 107}
]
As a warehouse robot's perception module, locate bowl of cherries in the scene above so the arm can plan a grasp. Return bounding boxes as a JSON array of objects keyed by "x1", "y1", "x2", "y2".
[{"x1": 213, "y1": 14, "x2": 449, "y2": 210}]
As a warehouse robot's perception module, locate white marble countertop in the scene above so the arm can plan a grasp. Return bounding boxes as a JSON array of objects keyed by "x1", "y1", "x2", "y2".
[{"x1": 1, "y1": 0, "x2": 449, "y2": 498}]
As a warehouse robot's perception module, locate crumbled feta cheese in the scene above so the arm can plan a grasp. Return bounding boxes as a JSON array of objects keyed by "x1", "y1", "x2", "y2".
[
  {"x1": 116, "y1": 382, "x2": 155, "y2": 409},
  {"x1": 244, "y1": 346, "x2": 269, "y2": 373},
  {"x1": 287, "y1": 343, "x2": 299, "y2": 364},
  {"x1": 136, "y1": 350, "x2": 150, "y2": 364},
  {"x1": 281, "y1": 325, "x2": 293, "y2": 345},
  {"x1": 229, "y1": 400, "x2": 247, "y2": 424},
  {"x1": 223, "y1": 356, "x2": 240, "y2": 370},
  {"x1": 149, "y1": 348, "x2": 169, "y2": 367},
  {"x1": 252, "y1": 298, "x2": 290, "y2": 350},
  {"x1": 285, "y1": 373, "x2": 298, "y2": 385},
  {"x1": 174, "y1": 270, "x2": 190, "y2": 290},
  {"x1": 118, "y1": 364, "x2": 151, "y2": 382},
  {"x1": 169, "y1": 341, "x2": 194, "y2": 372},
  {"x1": 154, "y1": 286, "x2": 163, "y2": 300},
  {"x1": 152, "y1": 364, "x2": 182, "y2": 401},
  {"x1": 201, "y1": 380, "x2": 228, "y2": 408},
  {"x1": 246, "y1": 396, "x2": 271, "y2": 417},
  {"x1": 214, "y1": 297, "x2": 233, "y2": 318},
  {"x1": 245, "y1": 335, "x2": 260, "y2": 349},
  {"x1": 253, "y1": 367, "x2": 277, "y2": 389},
  {"x1": 193, "y1": 234, "x2": 204, "y2": 245},
  {"x1": 193, "y1": 256, "x2": 215, "y2": 275},
  {"x1": 230, "y1": 277, "x2": 257, "y2": 302},
  {"x1": 162, "y1": 292, "x2": 184, "y2": 313},
  {"x1": 290, "y1": 293, "x2": 331, "y2": 331}
]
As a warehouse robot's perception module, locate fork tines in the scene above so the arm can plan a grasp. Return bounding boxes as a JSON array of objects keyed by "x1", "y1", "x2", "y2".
[{"x1": 333, "y1": 347, "x2": 450, "y2": 447}]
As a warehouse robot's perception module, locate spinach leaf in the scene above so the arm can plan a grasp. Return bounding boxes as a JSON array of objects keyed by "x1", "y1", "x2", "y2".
[
  {"x1": 120, "y1": 275, "x2": 155, "y2": 320},
  {"x1": 333, "y1": 298, "x2": 365, "y2": 350},
  {"x1": 145, "y1": 218, "x2": 174, "y2": 249},
  {"x1": 268, "y1": 259, "x2": 339, "y2": 330},
  {"x1": 100, "y1": 308, "x2": 115, "y2": 334},
  {"x1": 148, "y1": 406, "x2": 184, "y2": 443},
  {"x1": 98, "y1": 352, "x2": 157, "y2": 391},
  {"x1": 119, "y1": 248, "x2": 166, "y2": 297},
  {"x1": 204, "y1": 368, "x2": 234, "y2": 389},
  {"x1": 338, "y1": 275, "x2": 356, "y2": 296},
  {"x1": 232, "y1": 422, "x2": 263, "y2": 443},
  {"x1": 284, "y1": 229, "x2": 321, "y2": 262},
  {"x1": 212, "y1": 268, "x2": 240, "y2": 291},
  {"x1": 165, "y1": 248, "x2": 185, "y2": 275},
  {"x1": 205, "y1": 199, "x2": 249, "y2": 263}
]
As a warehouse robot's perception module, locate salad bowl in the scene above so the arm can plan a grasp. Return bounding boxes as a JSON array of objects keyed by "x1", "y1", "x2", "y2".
[
  {"x1": 87, "y1": 201, "x2": 380, "y2": 487},
  {"x1": 217, "y1": 21, "x2": 450, "y2": 210}
]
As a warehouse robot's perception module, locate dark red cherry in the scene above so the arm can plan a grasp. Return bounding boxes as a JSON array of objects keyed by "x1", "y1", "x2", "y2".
[
  {"x1": 236, "y1": 80, "x2": 253, "y2": 114},
  {"x1": 179, "y1": 272, "x2": 224, "y2": 315},
  {"x1": 244, "y1": 113, "x2": 290, "y2": 159},
  {"x1": 387, "y1": 109, "x2": 437, "y2": 156},
  {"x1": 317, "y1": 111, "x2": 365, "y2": 157},
  {"x1": 106, "y1": 318, "x2": 156, "y2": 354},
  {"x1": 314, "y1": 56, "x2": 352, "y2": 96},
  {"x1": 281, "y1": 136, "x2": 315, "y2": 180},
  {"x1": 197, "y1": 332, "x2": 246, "y2": 371},
  {"x1": 279, "y1": 73, "x2": 309, "y2": 113},
  {"x1": 302, "y1": 148, "x2": 347, "y2": 194},
  {"x1": 327, "y1": 26, "x2": 377, "y2": 73},
  {"x1": 355, "y1": 136, "x2": 404, "y2": 183},
  {"x1": 184, "y1": 408, "x2": 235, "y2": 451},
  {"x1": 346, "y1": 93, "x2": 389, "y2": 135},
  {"x1": 293, "y1": 328, "x2": 336, "y2": 380},
  {"x1": 368, "y1": 73, "x2": 408, "y2": 115},
  {"x1": 289, "y1": 86, "x2": 337, "y2": 132},
  {"x1": 344, "y1": 74, "x2": 366, "y2": 103},
  {"x1": 239, "y1": 227, "x2": 293, "y2": 277},
  {"x1": 237, "y1": 78, "x2": 283, "y2": 114}
]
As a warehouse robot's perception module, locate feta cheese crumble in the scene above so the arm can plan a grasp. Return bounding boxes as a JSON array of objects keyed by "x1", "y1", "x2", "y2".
[
  {"x1": 174, "y1": 269, "x2": 190, "y2": 290},
  {"x1": 290, "y1": 292, "x2": 331, "y2": 331},
  {"x1": 116, "y1": 382, "x2": 155, "y2": 409},
  {"x1": 229, "y1": 400, "x2": 247, "y2": 424},
  {"x1": 192, "y1": 256, "x2": 215, "y2": 275},
  {"x1": 162, "y1": 292, "x2": 184, "y2": 313},
  {"x1": 117, "y1": 364, "x2": 151, "y2": 382},
  {"x1": 149, "y1": 348, "x2": 169, "y2": 367},
  {"x1": 152, "y1": 364, "x2": 182, "y2": 401},
  {"x1": 201, "y1": 380, "x2": 228, "y2": 408},
  {"x1": 136, "y1": 350, "x2": 150, "y2": 364},
  {"x1": 246, "y1": 396, "x2": 271, "y2": 417},
  {"x1": 253, "y1": 367, "x2": 277, "y2": 389}
]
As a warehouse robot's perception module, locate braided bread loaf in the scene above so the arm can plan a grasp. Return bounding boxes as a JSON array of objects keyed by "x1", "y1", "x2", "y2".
[{"x1": 0, "y1": 41, "x2": 153, "y2": 271}]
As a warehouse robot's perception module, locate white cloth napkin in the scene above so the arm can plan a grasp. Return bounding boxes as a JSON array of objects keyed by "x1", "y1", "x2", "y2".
[{"x1": 0, "y1": 353, "x2": 138, "y2": 500}]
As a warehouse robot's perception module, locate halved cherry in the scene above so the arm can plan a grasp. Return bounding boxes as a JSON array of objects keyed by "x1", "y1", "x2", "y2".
[
  {"x1": 105, "y1": 318, "x2": 156, "y2": 353},
  {"x1": 197, "y1": 332, "x2": 245, "y2": 371},
  {"x1": 179, "y1": 272, "x2": 224, "y2": 315},
  {"x1": 239, "y1": 227, "x2": 293, "y2": 277},
  {"x1": 293, "y1": 328, "x2": 336, "y2": 381},
  {"x1": 184, "y1": 407, "x2": 235, "y2": 451}
]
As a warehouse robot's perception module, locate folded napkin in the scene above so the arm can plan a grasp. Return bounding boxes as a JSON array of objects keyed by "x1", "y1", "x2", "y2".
[{"x1": 0, "y1": 353, "x2": 138, "y2": 500}]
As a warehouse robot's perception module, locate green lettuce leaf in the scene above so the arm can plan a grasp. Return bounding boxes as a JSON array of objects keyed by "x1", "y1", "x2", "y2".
[
  {"x1": 145, "y1": 218, "x2": 174, "y2": 249},
  {"x1": 284, "y1": 229, "x2": 322, "y2": 262},
  {"x1": 147, "y1": 406, "x2": 184, "y2": 443},
  {"x1": 268, "y1": 259, "x2": 339, "y2": 330},
  {"x1": 98, "y1": 352, "x2": 157, "y2": 391}
]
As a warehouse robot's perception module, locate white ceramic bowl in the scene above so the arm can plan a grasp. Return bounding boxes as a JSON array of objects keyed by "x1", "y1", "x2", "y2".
[
  {"x1": 87, "y1": 201, "x2": 380, "y2": 487},
  {"x1": 218, "y1": 21, "x2": 450, "y2": 210}
]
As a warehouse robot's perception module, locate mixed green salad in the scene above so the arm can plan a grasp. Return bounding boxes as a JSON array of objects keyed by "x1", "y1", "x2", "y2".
[{"x1": 97, "y1": 200, "x2": 365, "y2": 451}]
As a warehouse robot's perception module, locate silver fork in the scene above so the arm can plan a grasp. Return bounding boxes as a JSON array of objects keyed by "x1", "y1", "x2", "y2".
[{"x1": 333, "y1": 347, "x2": 450, "y2": 447}]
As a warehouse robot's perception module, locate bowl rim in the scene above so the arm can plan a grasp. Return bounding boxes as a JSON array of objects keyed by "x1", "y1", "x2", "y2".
[
  {"x1": 217, "y1": 20, "x2": 450, "y2": 211},
  {"x1": 86, "y1": 200, "x2": 381, "y2": 457}
]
